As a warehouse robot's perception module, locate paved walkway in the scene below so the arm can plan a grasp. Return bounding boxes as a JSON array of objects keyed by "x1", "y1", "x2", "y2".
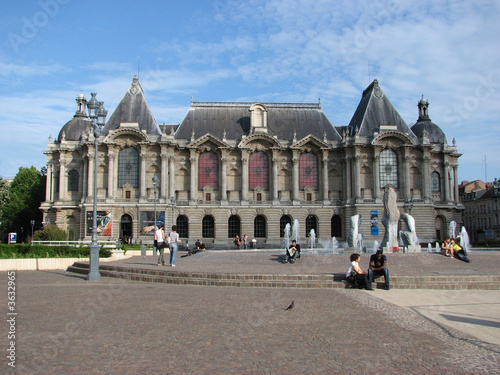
[{"x1": 1, "y1": 251, "x2": 499, "y2": 374}]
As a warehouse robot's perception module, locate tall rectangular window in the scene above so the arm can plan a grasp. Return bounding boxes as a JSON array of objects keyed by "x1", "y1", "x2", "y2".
[
  {"x1": 249, "y1": 152, "x2": 269, "y2": 190},
  {"x1": 118, "y1": 147, "x2": 139, "y2": 188},
  {"x1": 299, "y1": 152, "x2": 318, "y2": 190},
  {"x1": 68, "y1": 170, "x2": 79, "y2": 192},
  {"x1": 199, "y1": 152, "x2": 219, "y2": 190},
  {"x1": 379, "y1": 149, "x2": 398, "y2": 188}
]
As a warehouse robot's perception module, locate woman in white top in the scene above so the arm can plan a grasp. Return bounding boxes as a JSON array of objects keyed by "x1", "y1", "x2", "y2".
[
  {"x1": 155, "y1": 225, "x2": 166, "y2": 266},
  {"x1": 346, "y1": 253, "x2": 373, "y2": 290},
  {"x1": 169, "y1": 225, "x2": 180, "y2": 267}
]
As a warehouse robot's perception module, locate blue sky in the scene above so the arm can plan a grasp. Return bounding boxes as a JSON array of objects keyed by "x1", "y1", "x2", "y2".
[{"x1": 1, "y1": 0, "x2": 499, "y2": 183}]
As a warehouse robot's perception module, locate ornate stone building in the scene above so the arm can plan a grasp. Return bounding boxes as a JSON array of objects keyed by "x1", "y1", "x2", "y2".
[{"x1": 41, "y1": 76, "x2": 463, "y2": 246}]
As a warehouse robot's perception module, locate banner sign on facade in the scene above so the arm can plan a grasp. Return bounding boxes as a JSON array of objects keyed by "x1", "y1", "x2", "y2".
[
  {"x1": 86, "y1": 211, "x2": 112, "y2": 236},
  {"x1": 370, "y1": 210, "x2": 379, "y2": 236},
  {"x1": 140, "y1": 211, "x2": 165, "y2": 235}
]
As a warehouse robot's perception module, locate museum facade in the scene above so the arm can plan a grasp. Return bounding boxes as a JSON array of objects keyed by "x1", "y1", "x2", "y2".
[{"x1": 40, "y1": 76, "x2": 463, "y2": 247}]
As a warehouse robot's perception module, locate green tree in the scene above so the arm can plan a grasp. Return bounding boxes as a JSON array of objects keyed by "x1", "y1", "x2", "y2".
[
  {"x1": 0, "y1": 178, "x2": 9, "y2": 214},
  {"x1": 0, "y1": 167, "x2": 45, "y2": 242}
]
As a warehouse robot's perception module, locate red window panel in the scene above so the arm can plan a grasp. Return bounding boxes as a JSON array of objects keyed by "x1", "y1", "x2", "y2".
[
  {"x1": 299, "y1": 152, "x2": 318, "y2": 190},
  {"x1": 198, "y1": 152, "x2": 219, "y2": 190},
  {"x1": 249, "y1": 152, "x2": 269, "y2": 190}
]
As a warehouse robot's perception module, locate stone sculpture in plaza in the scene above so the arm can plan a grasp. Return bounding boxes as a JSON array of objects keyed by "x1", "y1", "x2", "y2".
[
  {"x1": 400, "y1": 213, "x2": 418, "y2": 247},
  {"x1": 381, "y1": 185, "x2": 400, "y2": 249},
  {"x1": 348, "y1": 214, "x2": 361, "y2": 247}
]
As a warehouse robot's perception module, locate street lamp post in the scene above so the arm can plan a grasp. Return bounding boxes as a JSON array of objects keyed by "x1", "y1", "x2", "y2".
[
  {"x1": 30, "y1": 219, "x2": 35, "y2": 242},
  {"x1": 404, "y1": 198, "x2": 414, "y2": 214},
  {"x1": 152, "y1": 174, "x2": 160, "y2": 255},
  {"x1": 87, "y1": 93, "x2": 107, "y2": 281}
]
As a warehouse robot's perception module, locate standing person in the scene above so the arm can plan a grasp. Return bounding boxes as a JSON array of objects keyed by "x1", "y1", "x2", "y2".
[
  {"x1": 346, "y1": 253, "x2": 373, "y2": 290},
  {"x1": 169, "y1": 225, "x2": 180, "y2": 267},
  {"x1": 243, "y1": 234, "x2": 248, "y2": 249},
  {"x1": 234, "y1": 235, "x2": 242, "y2": 249},
  {"x1": 155, "y1": 225, "x2": 166, "y2": 266},
  {"x1": 368, "y1": 250, "x2": 390, "y2": 290}
]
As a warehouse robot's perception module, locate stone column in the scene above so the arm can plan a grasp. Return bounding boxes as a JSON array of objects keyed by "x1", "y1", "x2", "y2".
[
  {"x1": 140, "y1": 146, "x2": 147, "y2": 199},
  {"x1": 354, "y1": 154, "x2": 361, "y2": 201},
  {"x1": 87, "y1": 149, "x2": 94, "y2": 199},
  {"x1": 444, "y1": 161, "x2": 451, "y2": 202},
  {"x1": 160, "y1": 147, "x2": 168, "y2": 200},
  {"x1": 322, "y1": 150, "x2": 329, "y2": 202},
  {"x1": 453, "y1": 165, "x2": 459, "y2": 203},
  {"x1": 272, "y1": 150, "x2": 279, "y2": 203},
  {"x1": 45, "y1": 163, "x2": 53, "y2": 202},
  {"x1": 373, "y1": 148, "x2": 381, "y2": 202},
  {"x1": 403, "y1": 148, "x2": 411, "y2": 198},
  {"x1": 221, "y1": 154, "x2": 227, "y2": 203},
  {"x1": 168, "y1": 155, "x2": 175, "y2": 201},
  {"x1": 345, "y1": 156, "x2": 352, "y2": 202},
  {"x1": 59, "y1": 156, "x2": 67, "y2": 202},
  {"x1": 107, "y1": 148, "x2": 115, "y2": 199},
  {"x1": 292, "y1": 150, "x2": 299, "y2": 202},
  {"x1": 190, "y1": 149, "x2": 197, "y2": 203},
  {"x1": 241, "y1": 149, "x2": 249, "y2": 202},
  {"x1": 423, "y1": 152, "x2": 431, "y2": 202}
]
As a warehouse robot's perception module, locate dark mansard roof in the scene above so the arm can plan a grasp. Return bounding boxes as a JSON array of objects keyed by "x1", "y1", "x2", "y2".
[
  {"x1": 175, "y1": 101, "x2": 342, "y2": 141},
  {"x1": 348, "y1": 79, "x2": 416, "y2": 138},
  {"x1": 102, "y1": 76, "x2": 161, "y2": 136}
]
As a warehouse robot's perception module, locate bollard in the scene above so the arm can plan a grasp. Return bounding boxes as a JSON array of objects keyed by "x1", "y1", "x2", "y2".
[{"x1": 141, "y1": 244, "x2": 147, "y2": 259}]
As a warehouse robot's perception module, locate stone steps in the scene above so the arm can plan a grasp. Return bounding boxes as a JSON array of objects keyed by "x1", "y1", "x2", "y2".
[{"x1": 67, "y1": 262, "x2": 500, "y2": 290}]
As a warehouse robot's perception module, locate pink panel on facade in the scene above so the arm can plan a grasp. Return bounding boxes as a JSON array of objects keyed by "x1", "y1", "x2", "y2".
[
  {"x1": 198, "y1": 152, "x2": 219, "y2": 190},
  {"x1": 249, "y1": 152, "x2": 269, "y2": 190},
  {"x1": 299, "y1": 152, "x2": 318, "y2": 190}
]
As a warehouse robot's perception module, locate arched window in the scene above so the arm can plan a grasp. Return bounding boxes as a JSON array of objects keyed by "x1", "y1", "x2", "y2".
[
  {"x1": 280, "y1": 215, "x2": 292, "y2": 238},
  {"x1": 305, "y1": 215, "x2": 318, "y2": 237},
  {"x1": 299, "y1": 152, "x2": 318, "y2": 190},
  {"x1": 249, "y1": 152, "x2": 269, "y2": 190},
  {"x1": 379, "y1": 149, "x2": 398, "y2": 188},
  {"x1": 198, "y1": 152, "x2": 219, "y2": 190},
  {"x1": 68, "y1": 169, "x2": 79, "y2": 192},
  {"x1": 118, "y1": 147, "x2": 139, "y2": 188},
  {"x1": 176, "y1": 215, "x2": 189, "y2": 238},
  {"x1": 331, "y1": 215, "x2": 342, "y2": 238},
  {"x1": 431, "y1": 172, "x2": 441, "y2": 192},
  {"x1": 202, "y1": 215, "x2": 214, "y2": 238},
  {"x1": 228, "y1": 215, "x2": 240, "y2": 238},
  {"x1": 254, "y1": 215, "x2": 266, "y2": 238}
]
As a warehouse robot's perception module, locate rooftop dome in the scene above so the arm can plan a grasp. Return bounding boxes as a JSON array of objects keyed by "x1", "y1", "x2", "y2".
[
  {"x1": 57, "y1": 116, "x2": 92, "y2": 142},
  {"x1": 411, "y1": 95, "x2": 446, "y2": 144},
  {"x1": 57, "y1": 93, "x2": 92, "y2": 142}
]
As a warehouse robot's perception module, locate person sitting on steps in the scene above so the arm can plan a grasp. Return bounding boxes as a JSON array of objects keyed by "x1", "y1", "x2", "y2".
[
  {"x1": 346, "y1": 253, "x2": 373, "y2": 290},
  {"x1": 368, "y1": 249, "x2": 390, "y2": 290}
]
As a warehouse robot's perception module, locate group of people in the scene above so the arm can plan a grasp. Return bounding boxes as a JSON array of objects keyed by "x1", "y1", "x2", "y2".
[
  {"x1": 345, "y1": 250, "x2": 390, "y2": 290},
  {"x1": 234, "y1": 234, "x2": 258, "y2": 249},
  {"x1": 441, "y1": 237, "x2": 470, "y2": 263},
  {"x1": 155, "y1": 225, "x2": 180, "y2": 267}
]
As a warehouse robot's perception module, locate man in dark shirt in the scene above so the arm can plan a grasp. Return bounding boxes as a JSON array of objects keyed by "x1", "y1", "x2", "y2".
[
  {"x1": 368, "y1": 250, "x2": 390, "y2": 290},
  {"x1": 283, "y1": 240, "x2": 301, "y2": 263}
]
